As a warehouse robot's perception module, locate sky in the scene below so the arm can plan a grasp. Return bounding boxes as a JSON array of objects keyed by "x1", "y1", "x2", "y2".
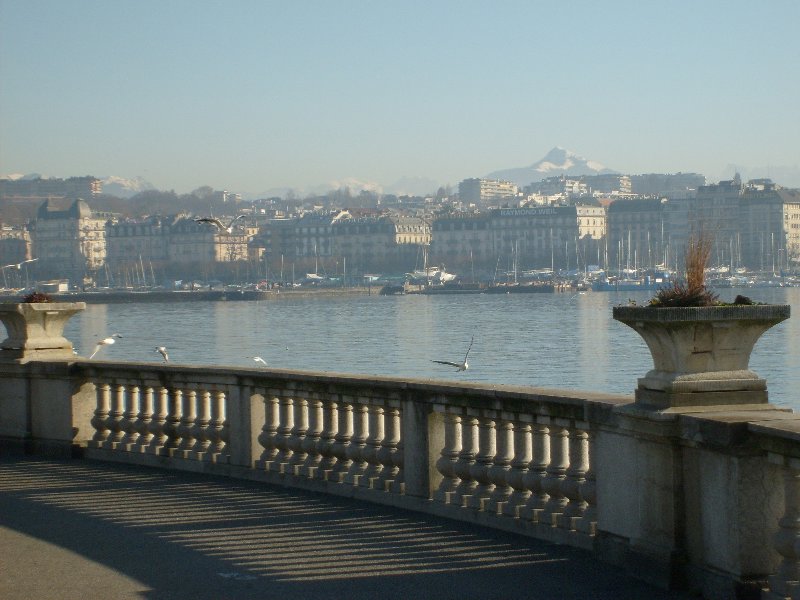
[{"x1": 1, "y1": 0, "x2": 799, "y2": 195}]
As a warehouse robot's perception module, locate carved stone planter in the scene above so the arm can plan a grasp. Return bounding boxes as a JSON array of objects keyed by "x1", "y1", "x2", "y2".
[
  {"x1": 0, "y1": 302, "x2": 86, "y2": 362},
  {"x1": 613, "y1": 304, "x2": 790, "y2": 409}
]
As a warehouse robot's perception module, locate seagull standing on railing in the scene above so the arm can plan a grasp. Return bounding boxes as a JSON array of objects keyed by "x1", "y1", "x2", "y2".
[
  {"x1": 1, "y1": 258, "x2": 39, "y2": 270},
  {"x1": 432, "y1": 336, "x2": 474, "y2": 372},
  {"x1": 194, "y1": 214, "x2": 246, "y2": 234},
  {"x1": 89, "y1": 334, "x2": 122, "y2": 359},
  {"x1": 156, "y1": 346, "x2": 169, "y2": 362}
]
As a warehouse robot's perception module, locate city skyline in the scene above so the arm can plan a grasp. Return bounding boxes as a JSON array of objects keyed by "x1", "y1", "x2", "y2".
[{"x1": 1, "y1": 1, "x2": 798, "y2": 195}]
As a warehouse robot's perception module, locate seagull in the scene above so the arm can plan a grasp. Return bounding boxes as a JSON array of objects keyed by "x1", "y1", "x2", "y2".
[
  {"x1": 252, "y1": 356, "x2": 267, "y2": 366},
  {"x1": 156, "y1": 346, "x2": 169, "y2": 362},
  {"x1": 89, "y1": 334, "x2": 122, "y2": 359},
  {"x1": 194, "y1": 214, "x2": 246, "y2": 234},
  {"x1": 1, "y1": 258, "x2": 39, "y2": 270},
  {"x1": 432, "y1": 336, "x2": 474, "y2": 372}
]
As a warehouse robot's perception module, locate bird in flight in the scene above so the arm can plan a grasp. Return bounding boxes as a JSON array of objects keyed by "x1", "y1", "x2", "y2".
[
  {"x1": 89, "y1": 334, "x2": 122, "y2": 359},
  {"x1": 2, "y1": 258, "x2": 38, "y2": 270},
  {"x1": 432, "y1": 336, "x2": 474, "y2": 371},
  {"x1": 194, "y1": 214, "x2": 246, "y2": 234},
  {"x1": 252, "y1": 356, "x2": 267, "y2": 366},
  {"x1": 156, "y1": 346, "x2": 169, "y2": 362}
]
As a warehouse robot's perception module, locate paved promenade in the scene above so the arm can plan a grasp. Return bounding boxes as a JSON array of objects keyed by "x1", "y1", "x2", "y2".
[{"x1": 0, "y1": 457, "x2": 695, "y2": 600}]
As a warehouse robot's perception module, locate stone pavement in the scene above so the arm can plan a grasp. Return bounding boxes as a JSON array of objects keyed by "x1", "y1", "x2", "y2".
[{"x1": 0, "y1": 457, "x2": 696, "y2": 600}]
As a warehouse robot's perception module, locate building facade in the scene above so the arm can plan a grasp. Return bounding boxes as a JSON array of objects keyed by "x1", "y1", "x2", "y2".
[
  {"x1": 458, "y1": 178, "x2": 519, "y2": 206},
  {"x1": 31, "y1": 199, "x2": 110, "y2": 284}
]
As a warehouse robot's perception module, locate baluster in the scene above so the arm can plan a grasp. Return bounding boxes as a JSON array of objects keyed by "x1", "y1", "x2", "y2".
[
  {"x1": 345, "y1": 402, "x2": 369, "y2": 486},
  {"x1": 765, "y1": 458, "x2": 800, "y2": 600},
  {"x1": 272, "y1": 394, "x2": 294, "y2": 473},
  {"x1": 193, "y1": 390, "x2": 212, "y2": 458},
  {"x1": 90, "y1": 382, "x2": 111, "y2": 446},
  {"x1": 558, "y1": 428, "x2": 589, "y2": 530},
  {"x1": 176, "y1": 389, "x2": 198, "y2": 456},
  {"x1": 133, "y1": 386, "x2": 154, "y2": 452},
  {"x1": 504, "y1": 421, "x2": 532, "y2": 518},
  {"x1": 330, "y1": 399, "x2": 353, "y2": 481},
  {"x1": 256, "y1": 393, "x2": 279, "y2": 470},
  {"x1": 148, "y1": 387, "x2": 169, "y2": 454},
  {"x1": 316, "y1": 398, "x2": 339, "y2": 479},
  {"x1": 487, "y1": 419, "x2": 514, "y2": 515},
  {"x1": 362, "y1": 405, "x2": 385, "y2": 489},
  {"x1": 575, "y1": 430, "x2": 597, "y2": 536},
  {"x1": 106, "y1": 383, "x2": 126, "y2": 449},
  {"x1": 120, "y1": 383, "x2": 140, "y2": 450},
  {"x1": 521, "y1": 422, "x2": 550, "y2": 522},
  {"x1": 302, "y1": 394, "x2": 323, "y2": 478},
  {"x1": 209, "y1": 390, "x2": 227, "y2": 458},
  {"x1": 468, "y1": 415, "x2": 496, "y2": 510},
  {"x1": 435, "y1": 411, "x2": 462, "y2": 504},
  {"x1": 163, "y1": 388, "x2": 182, "y2": 454},
  {"x1": 541, "y1": 422, "x2": 569, "y2": 526},
  {"x1": 287, "y1": 396, "x2": 309, "y2": 476},
  {"x1": 378, "y1": 406, "x2": 401, "y2": 493},
  {"x1": 453, "y1": 416, "x2": 479, "y2": 507}
]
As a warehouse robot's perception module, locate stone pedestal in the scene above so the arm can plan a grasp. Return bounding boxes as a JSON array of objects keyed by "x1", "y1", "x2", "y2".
[
  {"x1": 613, "y1": 305, "x2": 790, "y2": 409},
  {"x1": 0, "y1": 302, "x2": 85, "y2": 362}
]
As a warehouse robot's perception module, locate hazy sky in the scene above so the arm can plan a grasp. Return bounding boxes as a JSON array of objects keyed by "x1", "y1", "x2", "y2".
[{"x1": 1, "y1": 0, "x2": 798, "y2": 195}]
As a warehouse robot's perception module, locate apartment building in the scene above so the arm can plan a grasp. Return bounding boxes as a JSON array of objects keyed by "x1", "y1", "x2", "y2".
[
  {"x1": 30, "y1": 199, "x2": 111, "y2": 283},
  {"x1": 0, "y1": 176, "x2": 102, "y2": 199},
  {"x1": 430, "y1": 213, "x2": 492, "y2": 271},
  {"x1": 458, "y1": 178, "x2": 519, "y2": 206},
  {"x1": 606, "y1": 198, "x2": 666, "y2": 270}
]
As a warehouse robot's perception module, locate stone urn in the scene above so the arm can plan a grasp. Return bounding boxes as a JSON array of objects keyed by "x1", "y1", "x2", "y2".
[
  {"x1": 613, "y1": 304, "x2": 790, "y2": 409},
  {"x1": 0, "y1": 302, "x2": 86, "y2": 362}
]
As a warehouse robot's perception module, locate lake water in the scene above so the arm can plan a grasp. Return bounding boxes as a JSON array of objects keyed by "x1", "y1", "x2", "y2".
[{"x1": 55, "y1": 287, "x2": 800, "y2": 411}]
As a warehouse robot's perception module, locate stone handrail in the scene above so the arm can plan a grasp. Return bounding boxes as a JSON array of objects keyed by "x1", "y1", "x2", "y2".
[{"x1": 3, "y1": 357, "x2": 800, "y2": 598}]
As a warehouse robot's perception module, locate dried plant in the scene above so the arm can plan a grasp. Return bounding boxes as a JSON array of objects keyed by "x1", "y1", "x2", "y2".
[
  {"x1": 650, "y1": 227, "x2": 718, "y2": 307},
  {"x1": 685, "y1": 226, "x2": 713, "y2": 293}
]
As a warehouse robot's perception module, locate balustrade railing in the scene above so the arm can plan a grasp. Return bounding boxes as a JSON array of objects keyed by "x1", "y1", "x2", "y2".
[
  {"x1": 70, "y1": 362, "x2": 617, "y2": 550},
  {"x1": 6, "y1": 358, "x2": 800, "y2": 598}
]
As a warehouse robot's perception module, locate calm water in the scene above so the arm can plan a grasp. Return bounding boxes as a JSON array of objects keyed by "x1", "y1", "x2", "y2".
[{"x1": 52, "y1": 287, "x2": 800, "y2": 411}]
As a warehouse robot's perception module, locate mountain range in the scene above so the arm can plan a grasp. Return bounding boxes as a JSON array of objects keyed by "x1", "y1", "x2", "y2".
[
  {"x1": 4, "y1": 147, "x2": 799, "y2": 198},
  {"x1": 486, "y1": 147, "x2": 618, "y2": 187}
]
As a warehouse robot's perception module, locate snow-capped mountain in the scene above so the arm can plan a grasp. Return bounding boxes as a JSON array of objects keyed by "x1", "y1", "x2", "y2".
[
  {"x1": 100, "y1": 175, "x2": 155, "y2": 198},
  {"x1": 486, "y1": 147, "x2": 618, "y2": 187}
]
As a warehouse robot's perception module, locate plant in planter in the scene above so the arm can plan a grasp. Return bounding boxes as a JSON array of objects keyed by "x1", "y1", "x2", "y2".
[{"x1": 613, "y1": 228, "x2": 790, "y2": 409}]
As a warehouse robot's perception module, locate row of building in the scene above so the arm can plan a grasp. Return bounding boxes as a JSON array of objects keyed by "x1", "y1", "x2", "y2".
[
  {"x1": 458, "y1": 172, "x2": 707, "y2": 205},
  {"x1": 0, "y1": 176, "x2": 798, "y2": 286}
]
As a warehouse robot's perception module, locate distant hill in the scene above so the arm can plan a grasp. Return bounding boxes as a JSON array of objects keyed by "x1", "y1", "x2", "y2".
[
  {"x1": 486, "y1": 147, "x2": 617, "y2": 187},
  {"x1": 100, "y1": 175, "x2": 156, "y2": 198}
]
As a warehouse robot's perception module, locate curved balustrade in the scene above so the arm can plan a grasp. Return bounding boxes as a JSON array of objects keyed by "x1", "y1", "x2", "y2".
[{"x1": 35, "y1": 360, "x2": 800, "y2": 597}]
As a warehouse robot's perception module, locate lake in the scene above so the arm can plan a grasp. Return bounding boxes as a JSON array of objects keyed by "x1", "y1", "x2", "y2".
[{"x1": 50, "y1": 286, "x2": 800, "y2": 411}]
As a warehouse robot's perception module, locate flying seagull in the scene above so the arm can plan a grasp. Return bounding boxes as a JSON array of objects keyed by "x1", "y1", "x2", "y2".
[
  {"x1": 89, "y1": 334, "x2": 122, "y2": 359},
  {"x1": 1, "y1": 258, "x2": 39, "y2": 270},
  {"x1": 432, "y1": 336, "x2": 474, "y2": 372},
  {"x1": 252, "y1": 356, "x2": 267, "y2": 366},
  {"x1": 194, "y1": 214, "x2": 246, "y2": 234},
  {"x1": 156, "y1": 346, "x2": 169, "y2": 362}
]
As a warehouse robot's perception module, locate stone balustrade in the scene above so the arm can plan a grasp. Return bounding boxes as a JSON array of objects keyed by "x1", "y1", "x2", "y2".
[{"x1": 2, "y1": 353, "x2": 800, "y2": 598}]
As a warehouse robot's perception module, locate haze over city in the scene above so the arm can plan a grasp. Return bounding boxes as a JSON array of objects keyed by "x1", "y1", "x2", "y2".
[{"x1": 1, "y1": 0, "x2": 798, "y2": 195}]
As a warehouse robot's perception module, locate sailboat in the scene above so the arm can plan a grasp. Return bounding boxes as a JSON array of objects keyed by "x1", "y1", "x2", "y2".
[{"x1": 406, "y1": 244, "x2": 456, "y2": 284}]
